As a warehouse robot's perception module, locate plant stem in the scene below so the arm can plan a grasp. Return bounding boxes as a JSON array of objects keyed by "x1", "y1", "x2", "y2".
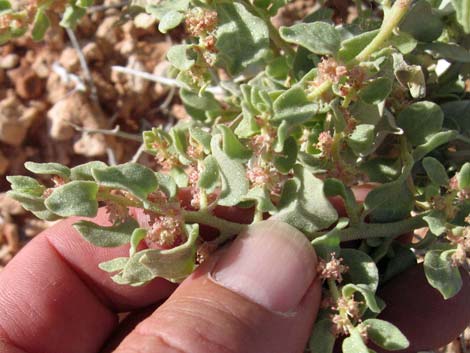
[
  {"x1": 307, "y1": 80, "x2": 333, "y2": 101},
  {"x1": 182, "y1": 210, "x2": 248, "y2": 235},
  {"x1": 333, "y1": 214, "x2": 427, "y2": 242},
  {"x1": 354, "y1": 0, "x2": 412, "y2": 62},
  {"x1": 328, "y1": 278, "x2": 341, "y2": 301}
]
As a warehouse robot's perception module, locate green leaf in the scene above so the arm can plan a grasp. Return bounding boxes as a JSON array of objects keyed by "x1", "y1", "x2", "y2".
[
  {"x1": 243, "y1": 186, "x2": 277, "y2": 213},
  {"x1": 235, "y1": 102, "x2": 261, "y2": 138},
  {"x1": 424, "y1": 250, "x2": 462, "y2": 299},
  {"x1": 7, "y1": 191, "x2": 47, "y2": 212},
  {"x1": 341, "y1": 249, "x2": 379, "y2": 292},
  {"x1": 400, "y1": 0, "x2": 443, "y2": 42},
  {"x1": 364, "y1": 181, "x2": 413, "y2": 222},
  {"x1": 167, "y1": 44, "x2": 196, "y2": 71},
  {"x1": 170, "y1": 167, "x2": 189, "y2": 188},
  {"x1": 0, "y1": 0, "x2": 11, "y2": 11},
  {"x1": 169, "y1": 127, "x2": 191, "y2": 165},
  {"x1": 218, "y1": 125, "x2": 252, "y2": 161},
  {"x1": 311, "y1": 228, "x2": 341, "y2": 260},
  {"x1": 342, "y1": 283, "x2": 382, "y2": 313},
  {"x1": 211, "y1": 135, "x2": 249, "y2": 206},
  {"x1": 25, "y1": 161, "x2": 71, "y2": 179},
  {"x1": 458, "y1": 162, "x2": 470, "y2": 189},
  {"x1": 73, "y1": 218, "x2": 139, "y2": 247},
  {"x1": 272, "y1": 86, "x2": 318, "y2": 124},
  {"x1": 155, "y1": 172, "x2": 177, "y2": 198},
  {"x1": 32, "y1": 8, "x2": 50, "y2": 41},
  {"x1": 339, "y1": 29, "x2": 379, "y2": 62},
  {"x1": 129, "y1": 228, "x2": 147, "y2": 256},
  {"x1": 99, "y1": 257, "x2": 129, "y2": 273},
  {"x1": 145, "y1": 0, "x2": 189, "y2": 20},
  {"x1": 189, "y1": 127, "x2": 212, "y2": 152},
  {"x1": 198, "y1": 156, "x2": 219, "y2": 191},
  {"x1": 397, "y1": 101, "x2": 444, "y2": 146},
  {"x1": 280, "y1": 22, "x2": 341, "y2": 56},
  {"x1": 342, "y1": 328, "x2": 369, "y2": 353},
  {"x1": 158, "y1": 10, "x2": 184, "y2": 33},
  {"x1": 7, "y1": 176, "x2": 45, "y2": 197},
  {"x1": 324, "y1": 178, "x2": 360, "y2": 221},
  {"x1": 181, "y1": 89, "x2": 220, "y2": 121},
  {"x1": 92, "y1": 163, "x2": 158, "y2": 200},
  {"x1": 121, "y1": 224, "x2": 199, "y2": 284},
  {"x1": 70, "y1": 161, "x2": 108, "y2": 181},
  {"x1": 273, "y1": 136, "x2": 298, "y2": 173},
  {"x1": 389, "y1": 31, "x2": 417, "y2": 55},
  {"x1": 363, "y1": 319, "x2": 409, "y2": 351},
  {"x1": 45, "y1": 181, "x2": 99, "y2": 217},
  {"x1": 420, "y1": 42, "x2": 470, "y2": 63},
  {"x1": 358, "y1": 77, "x2": 393, "y2": 105},
  {"x1": 412, "y1": 130, "x2": 458, "y2": 161},
  {"x1": 60, "y1": 5, "x2": 86, "y2": 28},
  {"x1": 393, "y1": 53, "x2": 426, "y2": 99},
  {"x1": 275, "y1": 165, "x2": 338, "y2": 234},
  {"x1": 423, "y1": 210, "x2": 447, "y2": 236},
  {"x1": 452, "y1": 0, "x2": 470, "y2": 33},
  {"x1": 308, "y1": 319, "x2": 335, "y2": 353},
  {"x1": 215, "y1": 2, "x2": 270, "y2": 75},
  {"x1": 422, "y1": 157, "x2": 448, "y2": 186},
  {"x1": 348, "y1": 124, "x2": 376, "y2": 156}
]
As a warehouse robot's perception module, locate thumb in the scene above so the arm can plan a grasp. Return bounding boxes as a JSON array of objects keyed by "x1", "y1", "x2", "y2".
[{"x1": 114, "y1": 220, "x2": 322, "y2": 353}]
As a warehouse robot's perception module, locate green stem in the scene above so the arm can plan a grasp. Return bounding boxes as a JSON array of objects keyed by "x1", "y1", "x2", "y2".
[
  {"x1": 307, "y1": 80, "x2": 333, "y2": 101},
  {"x1": 354, "y1": 0, "x2": 412, "y2": 62},
  {"x1": 332, "y1": 214, "x2": 427, "y2": 242},
  {"x1": 328, "y1": 278, "x2": 341, "y2": 301},
  {"x1": 182, "y1": 210, "x2": 248, "y2": 235}
]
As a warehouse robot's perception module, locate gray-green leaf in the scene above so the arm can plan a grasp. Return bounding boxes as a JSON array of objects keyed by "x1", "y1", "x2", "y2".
[
  {"x1": 363, "y1": 319, "x2": 410, "y2": 350},
  {"x1": 424, "y1": 250, "x2": 462, "y2": 299},
  {"x1": 45, "y1": 181, "x2": 99, "y2": 217},
  {"x1": 25, "y1": 161, "x2": 71, "y2": 179},
  {"x1": 73, "y1": 218, "x2": 139, "y2": 247}
]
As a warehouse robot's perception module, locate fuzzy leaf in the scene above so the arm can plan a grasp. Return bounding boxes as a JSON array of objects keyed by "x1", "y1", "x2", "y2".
[
  {"x1": 364, "y1": 181, "x2": 413, "y2": 222},
  {"x1": 339, "y1": 29, "x2": 379, "y2": 62},
  {"x1": 155, "y1": 172, "x2": 177, "y2": 198},
  {"x1": 311, "y1": 229, "x2": 341, "y2": 260},
  {"x1": 341, "y1": 249, "x2": 379, "y2": 292},
  {"x1": 170, "y1": 167, "x2": 189, "y2": 188},
  {"x1": 324, "y1": 178, "x2": 360, "y2": 221},
  {"x1": 400, "y1": 0, "x2": 443, "y2": 42},
  {"x1": 60, "y1": 5, "x2": 86, "y2": 28},
  {"x1": 308, "y1": 319, "x2": 335, "y2": 353},
  {"x1": 215, "y1": 2, "x2": 270, "y2": 75},
  {"x1": 146, "y1": 0, "x2": 189, "y2": 20},
  {"x1": 99, "y1": 257, "x2": 129, "y2": 273},
  {"x1": 92, "y1": 163, "x2": 158, "y2": 200},
  {"x1": 452, "y1": 0, "x2": 470, "y2": 33},
  {"x1": 25, "y1": 161, "x2": 71, "y2": 179},
  {"x1": 121, "y1": 224, "x2": 199, "y2": 284},
  {"x1": 70, "y1": 161, "x2": 107, "y2": 181},
  {"x1": 218, "y1": 125, "x2": 252, "y2": 161},
  {"x1": 273, "y1": 136, "x2": 298, "y2": 173},
  {"x1": 273, "y1": 86, "x2": 318, "y2": 124},
  {"x1": 32, "y1": 8, "x2": 50, "y2": 41},
  {"x1": 422, "y1": 157, "x2": 448, "y2": 186},
  {"x1": 7, "y1": 176, "x2": 45, "y2": 197},
  {"x1": 181, "y1": 89, "x2": 220, "y2": 121},
  {"x1": 158, "y1": 10, "x2": 184, "y2": 33},
  {"x1": 412, "y1": 130, "x2": 458, "y2": 161},
  {"x1": 243, "y1": 186, "x2": 276, "y2": 213},
  {"x1": 235, "y1": 102, "x2": 261, "y2": 138},
  {"x1": 423, "y1": 210, "x2": 447, "y2": 236},
  {"x1": 189, "y1": 127, "x2": 212, "y2": 152},
  {"x1": 167, "y1": 44, "x2": 196, "y2": 71},
  {"x1": 198, "y1": 156, "x2": 219, "y2": 191},
  {"x1": 363, "y1": 319, "x2": 409, "y2": 351},
  {"x1": 458, "y1": 162, "x2": 470, "y2": 189},
  {"x1": 420, "y1": 42, "x2": 470, "y2": 63},
  {"x1": 275, "y1": 165, "x2": 338, "y2": 234},
  {"x1": 397, "y1": 101, "x2": 444, "y2": 146},
  {"x1": 342, "y1": 283, "x2": 382, "y2": 313},
  {"x1": 348, "y1": 124, "x2": 376, "y2": 156},
  {"x1": 129, "y1": 228, "x2": 147, "y2": 256},
  {"x1": 45, "y1": 181, "x2": 99, "y2": 217},
  {"x1": 7, "y1": 191, "x2": 47, "y2": 212},
  {"x1": 342, "y1": 328, "x2": 369, "y2": 353},
  {"x1": 73, "y1": 219, "x2": 139, "y2": 247},
  {"x1": 211, "y1": 135, "x2": 249, "y2": 206},
  {"x1": 424, "y1": 250, "x2": 462, "y2": 299},
  {"x1": 359, "y1": 77, "x2": 393, "y2": 105},
  {"x1": 280, "y1": 22, "x2": 341, "y2": 56}
]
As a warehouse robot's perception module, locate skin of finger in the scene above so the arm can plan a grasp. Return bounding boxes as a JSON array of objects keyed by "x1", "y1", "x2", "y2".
[
  {"x1": 0, "y1": 233, "x2": 117, "y2": 353},
  {"x1": 114, "y1": 256, "x2": 322, "y2": 353},
  {"x1": 44, "y1": 209, "x2": 176, "y2": 311}
]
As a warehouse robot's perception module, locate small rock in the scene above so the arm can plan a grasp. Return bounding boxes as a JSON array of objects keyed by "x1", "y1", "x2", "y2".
[
  {"x1": 59, "y1": 47, "x2": 80, "y2": 72},
  {"x1": 0, "y1": 53, "x2": 19, "y2": 69},
  {"x1": 0, "y1": 193, "x2": 24, "y2": 216},
  {"x1": 7, "y1": 64, "x2": 46, "y2": 99},
  {"x1": 82, "y1": 42, "x2": 104, "y2": 63}
]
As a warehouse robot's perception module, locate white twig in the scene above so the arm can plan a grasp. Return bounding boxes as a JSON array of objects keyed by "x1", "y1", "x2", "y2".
[
  {"x1": 66, "y1": 28, "x2": 99, "y2": 104},
  {"x1": 131, "y1": 144, "x2": 146, "y2": 163},
  {"x1": 52, "y1": 62, "x2": 87, "y2": 92},
  {"x1": 68, "y1": 123, "x2": 143, "y2": 142},
  {"x1": 107, "y1": 148, "x2": 117, "y2": 166}
]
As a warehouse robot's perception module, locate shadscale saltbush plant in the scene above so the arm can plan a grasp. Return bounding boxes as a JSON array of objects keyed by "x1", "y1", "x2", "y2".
[{"x1": 4, "y1": 0, "x2": 470, "y2": 351}]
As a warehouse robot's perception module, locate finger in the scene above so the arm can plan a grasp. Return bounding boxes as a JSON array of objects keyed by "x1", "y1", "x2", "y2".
[
  {"x1": 0, "y1": 209, "x2": 175, "y2": 353},
  {"x1": 115, "y1": 220, "x2": 322, "y2": 353},
  {"x1": 375, "y1": 263, "x2": 470, "y2": 353}
]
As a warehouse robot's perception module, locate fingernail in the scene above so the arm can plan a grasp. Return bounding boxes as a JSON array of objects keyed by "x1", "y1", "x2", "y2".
[{"x1": 211, "y1": 220, "x2": 318, "y2": 312}]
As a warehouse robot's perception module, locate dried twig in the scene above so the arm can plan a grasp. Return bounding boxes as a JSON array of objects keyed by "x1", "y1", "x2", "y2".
[
  {"x1": 87, "y1": 0, "x2": 129, "y2": 13},
  {"x1": 66, "y1": 28, "x2": 99, "y2": 104},
  {"x1": 68, "y1": 123, "x2": 143, "y2": 142}
]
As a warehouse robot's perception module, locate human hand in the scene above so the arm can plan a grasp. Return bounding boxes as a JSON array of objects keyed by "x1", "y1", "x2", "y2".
[{"x1": 0, "y1": 204, "x2": 468, "y2": 353}]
